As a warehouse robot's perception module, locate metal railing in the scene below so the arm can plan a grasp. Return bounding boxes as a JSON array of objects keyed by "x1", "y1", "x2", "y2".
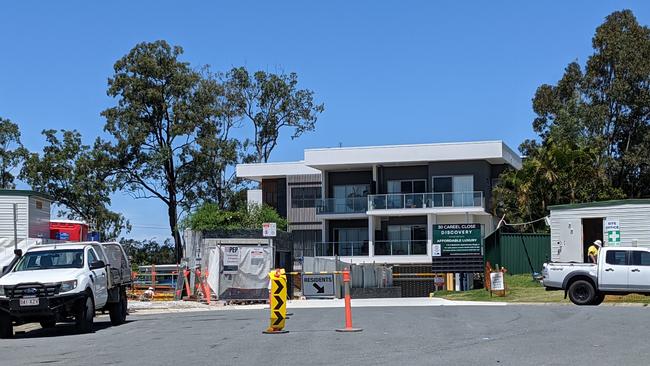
[
  {"x1": 312, "y1": 241, "x2": 369, "y2": 256},
  {"x1": 373, "y1": 240, "x2": 428, "y2": 256},
  {"x1": 316, "y1": 197, "x2": 368, "y2": 214},
  {"x1": 368, "y1": 191, "x2": 484, "y2": 210}
]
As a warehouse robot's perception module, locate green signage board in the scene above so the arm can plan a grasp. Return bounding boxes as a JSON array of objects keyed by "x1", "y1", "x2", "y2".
[
  {"x1": 432, "y1": 224, "x2": 482, "y2": 257},
  {"x1": 605, "y1": 220, "x2": 621, "y2": 246}
]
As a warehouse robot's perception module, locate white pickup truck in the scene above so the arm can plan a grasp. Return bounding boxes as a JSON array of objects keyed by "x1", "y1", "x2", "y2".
[
  {"x1": 0, "y1": 242, "x2": 131, "y2": 338},
  {"x1": 542, "y1": 246, "x2": 650, "y2": 305}
]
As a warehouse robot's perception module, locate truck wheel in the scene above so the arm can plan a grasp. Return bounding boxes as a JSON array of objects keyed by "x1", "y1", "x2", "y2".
[
  {"x1": 39, "y1": 319, "x2": 56, "y2": 329},
  {"x1": 0, "y1": 314, "x2": 12, "y2": 339},
  {"x1": 568, "y1": 280, "x2": 596, "y2": 305},
  {"x1": 109, "y1": 289, "x2": 128, "y2": 326},
  {"x1": 591, "y1": 293, "x2": 606, "y2": 306},
  {"x1": 75, "y1": 295, "x2": 94, "y2": 333}
]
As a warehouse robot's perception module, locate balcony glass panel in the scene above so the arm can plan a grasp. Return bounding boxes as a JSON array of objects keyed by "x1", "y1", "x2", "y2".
[
  {"x1": 367, "y1": 191, "x2": 483, "y2": 210},
  {"x1": 373, "y1": 240, "x2": 428, "y2": 256},
  {"x1": 312, "y1": 242, "x2": 369, "y2": 256},
  {"x1": 316, "y1": 197, "x2": 368, "y2": 214}
]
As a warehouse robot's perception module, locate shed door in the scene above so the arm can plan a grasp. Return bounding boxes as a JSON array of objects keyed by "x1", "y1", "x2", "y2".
[{"x1": 558, "y1": 218, "x2": 582, "y2": 262}]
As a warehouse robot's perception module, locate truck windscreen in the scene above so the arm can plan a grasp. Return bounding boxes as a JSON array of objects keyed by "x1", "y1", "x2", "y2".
[{"x1": 13, "y1": 249, "x2": 85, "y2": 271}]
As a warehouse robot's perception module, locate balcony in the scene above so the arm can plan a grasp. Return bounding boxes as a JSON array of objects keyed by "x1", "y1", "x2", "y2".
[
  {"x1": 373, "y1": 240, "x2": 428, "y2": 256},
  {"x1": 316, "y1": 197, "x2": 368, "y2": 215},
  {"x1": 368, "y1": 191, "x2": 484, "y2": 211},
  {"x1": 312, "y1": 241, "x2": 369, "y2": 256}
]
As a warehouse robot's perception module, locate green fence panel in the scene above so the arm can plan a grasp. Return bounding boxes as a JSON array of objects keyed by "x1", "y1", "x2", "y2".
[
  {"x1": 483, "y1": 231, "x2": 551, "y2": 275},
  {"x1": 484, "y1": 230, "x2": 501, "y2": 269},
  {"x1": 498, "y1": 233, "x2": 551, "y2": 274}
]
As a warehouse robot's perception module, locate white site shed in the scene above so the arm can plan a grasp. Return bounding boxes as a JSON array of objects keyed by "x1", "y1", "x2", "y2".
[
  {"x1": 0, "y1": 190, "x2": 53, "y2": 267},
  {"x1": 549, "y1": 199, "x2": 650, "y2": 263}
]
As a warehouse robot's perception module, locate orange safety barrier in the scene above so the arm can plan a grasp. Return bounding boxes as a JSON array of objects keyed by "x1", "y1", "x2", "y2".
[
  {"x1": 201, "y1": 270, "x2": 211, "y2": 305},
  {"x1": 193, "y1": 269, "x2": 211, "y2": 304},
  {"x1": 336, "y1": 269, "x2": 362, "y2": 332},
  {"x1": 183, "y1": 269, "x2": 191, "y2": 299}
]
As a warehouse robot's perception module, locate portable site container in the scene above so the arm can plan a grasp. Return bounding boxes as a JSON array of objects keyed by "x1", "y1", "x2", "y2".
[
  {"x1": 0, "y1": 189, "x2": 51, "y2": 240},
  {"x1": 549, "y1": 199, "x2": 650, "y2": 263}
]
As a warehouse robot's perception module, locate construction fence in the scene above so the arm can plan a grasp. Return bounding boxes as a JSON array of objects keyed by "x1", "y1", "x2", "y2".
[{"x1": 484, "y1": 230, "x2": 551, "y2": 275}]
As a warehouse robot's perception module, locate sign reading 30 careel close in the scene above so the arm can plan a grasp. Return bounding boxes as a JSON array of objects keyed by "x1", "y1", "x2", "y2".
[{"x1": 432, "y1": 224, "x2": 482, "y2": 257}]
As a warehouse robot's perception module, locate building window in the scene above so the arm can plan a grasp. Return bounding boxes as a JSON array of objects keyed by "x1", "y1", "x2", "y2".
[
  {"x1": 329, "y1": 184, "x2": 370, "y2": 213},
  {"x1": 333, "y1": 228, "x2": 368, "y2": 256},
  {"x1": 291, "y1": 187, "x2": 321, "y2": 208},
  {"x1": 375, "y1": 225, "x2": 427, "y2": 255},
  {"x1": 35, "y1": 200, "x2": 43, "y2": 210},
  {"x1": 432, "y1": 175, "x2": 475, "y2": 207},
  {"x1": 292, "y1": 230, "x2": 322, "y2": 259},
  {"x1": 387, "y1": 179, "x2": 426, "y2": 193},
  {"x1": 387, "y1": 180, "x2": 427, "y2": 208},
  {"x1": 333, "y1": 184, "x2": 369, "y2": 198}
]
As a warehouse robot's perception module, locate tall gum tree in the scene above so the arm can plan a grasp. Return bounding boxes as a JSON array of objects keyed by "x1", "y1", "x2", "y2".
[{"x1": 102, "y1": 41, "x2": 216, "y2": 262}]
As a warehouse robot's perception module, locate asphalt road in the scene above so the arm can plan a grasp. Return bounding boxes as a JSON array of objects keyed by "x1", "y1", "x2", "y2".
[{"x1": 2, "y1": 305, "x2": 650, "y2": 366}]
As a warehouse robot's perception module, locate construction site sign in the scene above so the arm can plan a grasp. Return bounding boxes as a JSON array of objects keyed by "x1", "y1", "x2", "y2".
[
  {"x1": 263, "y1": 222, "x2": 277, "y2": 237},
  {"x1": 265, "y1": 269, "x2": 287, "y2": 333},
  {"x1": 302, "y1": 274, "x2": 335, "y2": 297},
  {"x1": 433, "y1": 224, "x2": 482, "y2": 256},
  {"x1": 490, "y1": 271, "x2": 505, "y2": 291},
  {"x1": 223, "y1": 246, "x2": 240, "y2": 274}
]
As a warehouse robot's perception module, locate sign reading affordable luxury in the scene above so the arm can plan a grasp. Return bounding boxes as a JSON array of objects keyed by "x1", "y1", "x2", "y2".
[{"x1": 432, "y1": 224, "x2": 482, "y2": 256}]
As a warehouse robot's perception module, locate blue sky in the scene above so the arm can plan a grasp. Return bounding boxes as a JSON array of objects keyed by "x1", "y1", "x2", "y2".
[{"x1": 1, "y1": 1, "x2": 649, "y2": 240}]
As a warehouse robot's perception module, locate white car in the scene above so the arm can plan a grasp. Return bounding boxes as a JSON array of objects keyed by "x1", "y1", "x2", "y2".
[
  {"x1": 0, "y1": 242, "x2": 131, "y2": 337},
  {"x1": 542, "y1": 246, "x2": 650, "y2": 305}
]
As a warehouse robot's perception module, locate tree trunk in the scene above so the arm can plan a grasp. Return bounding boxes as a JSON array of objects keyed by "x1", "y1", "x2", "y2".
[{"x1": 168, "y1": 197, "x2": 182, "y2": 264}]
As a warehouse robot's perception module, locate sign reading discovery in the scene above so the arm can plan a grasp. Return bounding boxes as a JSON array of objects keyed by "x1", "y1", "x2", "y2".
[{"x1": 432, "y1": 224, "x2": 482, "y2": 257}]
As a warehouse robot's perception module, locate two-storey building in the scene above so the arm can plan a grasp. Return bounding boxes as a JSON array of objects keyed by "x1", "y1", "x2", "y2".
[{"x1": 236, "y1": 141, "x2": 521, "y2": 268}]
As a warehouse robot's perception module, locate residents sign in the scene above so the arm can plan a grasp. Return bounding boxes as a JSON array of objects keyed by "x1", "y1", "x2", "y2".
[
  {"x1": 302, "y1": 274, "x2": 335, "y2": 297},
  {"x1": 432, "y1": 224, "x2": 482, "y2": 257}
]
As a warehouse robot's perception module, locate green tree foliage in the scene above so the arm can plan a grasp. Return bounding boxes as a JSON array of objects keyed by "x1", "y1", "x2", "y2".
[
  {"x1": 100, "y1": 41, "x2": 323, "y2": 260},
  {"x1": 101, "y1": 41, "x2": 220, "y2": 262},
  {"x1": 120, "y1": 238, "x2": 175, "y2": 267},
  {"x1": 185, "y1": 203, "x2": 287, "y2": 232},
  {"x1": 495, "y1": 10, "x2": 648, "y2": 228},
  {"x1": 225, "y1": 67, "x2": 324, "y2": 163},
  {"x1": 181, "y1": 71, "x2": 250, "y2": 211},
  {"x1": 0, "y1": 117, "x2": 27, "y2": 189},
  {"x1": 21, "y1": 129, "x2": 130, "y2": 240}
]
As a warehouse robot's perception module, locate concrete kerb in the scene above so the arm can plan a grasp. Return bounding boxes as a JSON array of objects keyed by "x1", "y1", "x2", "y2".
[
  {"x1": 128, "y1": 299, "x2": 650, "y2": 315},
  {"x1": 128, "y1": 298, "x2": 509, "y2": 315}
]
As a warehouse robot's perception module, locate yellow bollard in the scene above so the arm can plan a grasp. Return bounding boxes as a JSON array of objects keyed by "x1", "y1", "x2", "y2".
[{"x1": 263, "y1": 268, "x2": 288, "y2": 334}]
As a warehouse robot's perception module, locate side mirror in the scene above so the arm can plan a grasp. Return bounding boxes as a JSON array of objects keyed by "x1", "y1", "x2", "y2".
[{"x1": 90, "y1": 260, "x2": 106, "y2": 270}]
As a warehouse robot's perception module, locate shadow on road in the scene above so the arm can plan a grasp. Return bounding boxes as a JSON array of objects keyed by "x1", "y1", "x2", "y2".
[{"x1": 12, "y1": 320, "x2": 135, "y2": 339}]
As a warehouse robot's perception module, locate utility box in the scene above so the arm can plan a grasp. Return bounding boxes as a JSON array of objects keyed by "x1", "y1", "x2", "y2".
[
  {"x1": 549, "y1": 199, "x2": 650, "y2": 263},
  {"x1": 49, "y1": 220, "x2": 89, "y2": 242}
]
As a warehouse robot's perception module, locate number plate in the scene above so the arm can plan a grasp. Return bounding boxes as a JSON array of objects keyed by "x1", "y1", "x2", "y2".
[{"x1": 19, "y1": 298, "x2": 40, "y2": 306}]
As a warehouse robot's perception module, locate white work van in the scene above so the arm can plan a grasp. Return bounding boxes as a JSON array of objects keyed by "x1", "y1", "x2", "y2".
[{"x1": 0, "y1": 242, "x2": 131, "y2": 337}]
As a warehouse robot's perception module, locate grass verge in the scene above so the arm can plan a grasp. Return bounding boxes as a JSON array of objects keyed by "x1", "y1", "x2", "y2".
[{"x1": 432, "y1": 274, "x2": 650, "y2": 304}]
